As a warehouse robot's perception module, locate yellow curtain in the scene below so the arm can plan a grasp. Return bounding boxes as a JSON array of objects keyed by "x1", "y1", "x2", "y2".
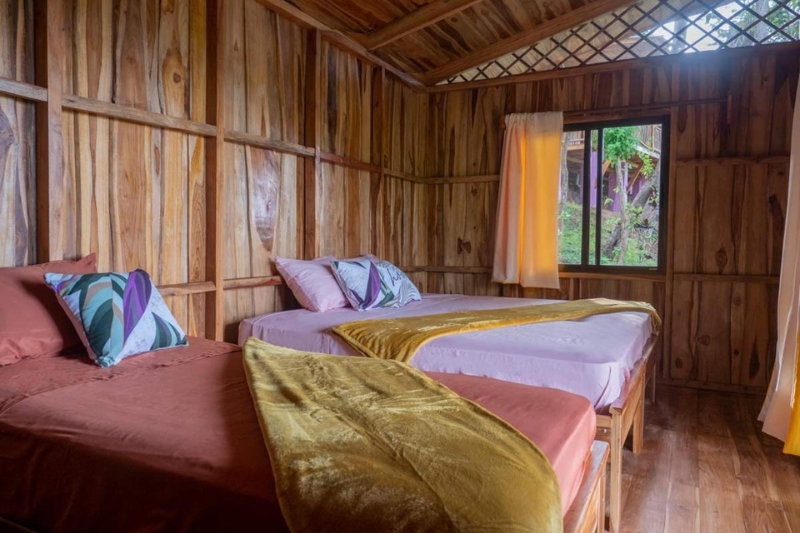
[
  {"x1": 785, "y1": 336, "x2": 800, "y2": 453},
  {"x1": 492, "y1": 113, "x2": 563, "y2": 289},
  {"x1": 760, "y1": 72, "x2": 800, "y2": 454}
]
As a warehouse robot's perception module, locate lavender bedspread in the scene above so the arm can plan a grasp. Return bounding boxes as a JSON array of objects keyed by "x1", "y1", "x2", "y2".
[{"x1": 240, "y1": 294, "x2": 653, "y2": 410}]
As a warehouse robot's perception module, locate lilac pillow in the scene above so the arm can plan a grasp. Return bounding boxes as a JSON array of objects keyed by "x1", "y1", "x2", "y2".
[{"x1": 274, "y1": 256, "x2": 348, "y2": 312}]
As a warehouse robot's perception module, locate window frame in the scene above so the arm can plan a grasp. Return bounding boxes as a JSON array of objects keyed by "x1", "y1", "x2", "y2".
[{"x1": 559, "y1": 115, "x2": 670, "y2": 275}]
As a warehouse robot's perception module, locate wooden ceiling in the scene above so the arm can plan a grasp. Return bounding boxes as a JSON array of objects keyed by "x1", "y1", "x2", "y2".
[{"x1": 284, "y1": 0, "x2": 639, "y2": 85}]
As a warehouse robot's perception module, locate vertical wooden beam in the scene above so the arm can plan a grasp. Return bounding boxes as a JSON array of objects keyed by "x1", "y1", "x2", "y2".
[
  {"x1": 371, "y1": 66, "x2": 386, "y2": 255},
  {"x1": 33, "y1": 0, "x2": 63, "y2": 262},
  {"x1": 205, "y1": 0, "x2": 225, "y2": 340},
  {"x1": 303, "y1": 29, "x2": 321, "y2": 259},
  {"x1": 662, "y1": 78, "x2": 680, "y2": 384}
]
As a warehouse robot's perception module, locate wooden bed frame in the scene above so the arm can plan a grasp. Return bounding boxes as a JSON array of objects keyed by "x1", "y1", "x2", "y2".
[
  {"x1": 1, "y1": 443, "x2": 610, "y2": 533},
  {"x1": 564, "y1": 441, "x2": 610, "y2": 533},
  {"x1": 595, "y1": 334, "x2": 659, "y2": 533}
]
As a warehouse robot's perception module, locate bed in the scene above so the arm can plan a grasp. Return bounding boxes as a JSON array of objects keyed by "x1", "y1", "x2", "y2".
[
  {"x1": 0, "y1": 336, "x2": 606, "y2": 533},
  {"x1": 240, "y1": 293, "x2": 659, "y2": 533}
]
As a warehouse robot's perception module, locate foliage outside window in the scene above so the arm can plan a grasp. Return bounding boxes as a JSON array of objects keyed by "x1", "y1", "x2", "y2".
[{"x1": 558, "y1": 119, "x2": 668, "y2": 271}]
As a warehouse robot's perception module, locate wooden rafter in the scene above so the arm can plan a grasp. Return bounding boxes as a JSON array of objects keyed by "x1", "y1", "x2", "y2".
[
  {"x1": 250, "y1": 0, "x2": 425, "y2": 88},
  {"x1": 358, "y1": 0, "x2": 485, "y2": 51},
  {"x1": 423, "y1": 0, "x2": 639, "y2": 85}
]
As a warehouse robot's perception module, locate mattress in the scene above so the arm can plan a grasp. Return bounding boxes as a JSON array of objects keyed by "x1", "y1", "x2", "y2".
[
  {"x1": 0, "y1": 337, "x2": 595, "y2": 533},
  {"x1": 240, "y1": 293, "x2": 654, "y2": 410}
]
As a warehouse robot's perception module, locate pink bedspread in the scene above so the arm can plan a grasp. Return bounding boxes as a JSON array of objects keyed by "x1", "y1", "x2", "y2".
[
  {"x1": 0, "y1": 337, "x2": 595, "y2": 532},
  {"x1": 240, "y1": 294, "x2": 654, "y2": 410}
]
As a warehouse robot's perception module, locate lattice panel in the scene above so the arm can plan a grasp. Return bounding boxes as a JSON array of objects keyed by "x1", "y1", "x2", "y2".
[{"x1": 442, "y1": 0, "x2": 800, "y2": 84}]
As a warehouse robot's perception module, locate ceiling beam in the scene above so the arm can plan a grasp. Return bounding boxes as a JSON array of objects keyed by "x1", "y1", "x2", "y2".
[
  {"x1": 251, "y1": 0, "x2": 425, "y2": 88},
  {"x1": 359, "y1": 0, "x2": 485, "y2": 51},
  {"x1": 422, "y1": 0, "x2": 639, "y2": 85}
]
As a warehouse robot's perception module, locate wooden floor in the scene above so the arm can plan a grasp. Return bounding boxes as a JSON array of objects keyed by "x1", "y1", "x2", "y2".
[{"x1": 620, "y1": 385, "x2": 800, "y2": 533}]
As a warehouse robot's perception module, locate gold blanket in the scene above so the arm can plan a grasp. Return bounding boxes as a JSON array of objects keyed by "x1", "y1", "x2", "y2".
[
  {"x1": 333, "y1": 297, "x2": 661, "y2": 363},
  {"x1": 242, "y1": 337, "x2": 563, "y2": 533}
]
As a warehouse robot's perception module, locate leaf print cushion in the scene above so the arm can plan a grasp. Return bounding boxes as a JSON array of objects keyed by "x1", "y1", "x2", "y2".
[
  {"x1": 330, "y1": 258, "x2": 389, "y2": 311},
  {"x1": 330, "y1": 258, "x2": 421, "y2": 311},
  {"x1": 373, "y1": 260, "x2": 421, "y2": 308},
  {"x1": 44, "y1": 269, "x2": 188, "y2": 367}
]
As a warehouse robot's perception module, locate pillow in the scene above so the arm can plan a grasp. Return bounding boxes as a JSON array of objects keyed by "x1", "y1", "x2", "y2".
[
  {"x1": 331, "y1": 258, "x2": 422, "y2": 312},
  {"x1": 275, "y1": 256, "x2": 348, "y2": 312},
  {"x1": 330, "y1": 257, "x2": 387, "y2": 311},
  {"x1": 373, "y1": 260, "x2": 422, "y2": 308},
  {"x1": 44, "y1": 269, "x2": 187, "y2": 368},
  {"x1": 0, "y1": 254, "x2": 97, "y2": 366}
]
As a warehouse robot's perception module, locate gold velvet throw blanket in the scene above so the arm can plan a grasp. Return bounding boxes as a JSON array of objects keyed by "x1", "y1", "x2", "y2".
[
  {"x1": 333, "y1": 297, "x2": 661, "y2": 363},
  {"x1": 242, "y1": 337, "x2": 563, "y2": 533}
]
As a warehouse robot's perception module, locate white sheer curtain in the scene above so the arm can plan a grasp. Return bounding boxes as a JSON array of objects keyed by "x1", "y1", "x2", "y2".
[
  {"x1": 492, "y1": 112, "x2": 563, "y2": 290},
  {"x1": 760, "y1": 73, "x2": 800, "y2": 453}
]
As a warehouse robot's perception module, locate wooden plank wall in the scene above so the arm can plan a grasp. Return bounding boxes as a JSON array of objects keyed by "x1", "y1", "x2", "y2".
[
  {"x1": 0, "y1": 0, "x2": 420, "y2": 343},
  {"x1": 412, "y1": 48, "x2": 798, "y2": 392},
  {"x1": 0, "y1": 0, "x2": 795, "y2": 391},
  {"x1": 0, "y1": 0, "x2": 34, "y2": 267},
  {"x1": 57, "y1": 0, "x2": 209, "y2": 336}
]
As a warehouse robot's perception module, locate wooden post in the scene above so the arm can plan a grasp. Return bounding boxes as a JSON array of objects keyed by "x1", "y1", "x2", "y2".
[
  {"x1": 33, "y1": 0, "x2": 63, "y2": 263},
  {"x1": 303, "y1": 29, "x2": 321, "y2": 260},
  {"x1": 371, "y1": 66, "x2": 385, "y2": 254},
  {"x1": 205, "y1": 0, "x2": 225, "y2": 341},
  {"x1": 662, "y1": 65, "x2": 681, "y2": 386}
]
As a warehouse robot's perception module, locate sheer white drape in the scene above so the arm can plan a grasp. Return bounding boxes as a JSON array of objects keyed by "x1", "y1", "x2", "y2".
[{"x1": 760, "y1": 74, "x2": 800, "y2": 451}]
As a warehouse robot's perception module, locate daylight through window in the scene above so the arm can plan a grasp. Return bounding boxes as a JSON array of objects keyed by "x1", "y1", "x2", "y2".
[{"x1": 558, "y1": 118, "x2": 668, "y2": 271}]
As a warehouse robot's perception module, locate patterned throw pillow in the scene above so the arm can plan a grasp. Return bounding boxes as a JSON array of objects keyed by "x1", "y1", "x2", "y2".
[
  {"x1": 330, "y1": 258, "x2": 421, "y2": 311},
  {"x1": 44, "y1": 269, "x2": 187, "y2": 367},
  {"x1": 373, "y1": 260, "x2": 421, "y2": 308}
]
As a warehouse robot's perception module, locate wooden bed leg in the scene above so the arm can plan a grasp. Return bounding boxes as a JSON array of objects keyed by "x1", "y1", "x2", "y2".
[
  {"x1": 609, "y1": 415, "x2": 622, "y2": 533},
  {"x1": 632, "y1": 387, "x2": 645, "y2": 455},
  {"x1": 597, "y1": 459, "x2": 607, "y2": 533}
]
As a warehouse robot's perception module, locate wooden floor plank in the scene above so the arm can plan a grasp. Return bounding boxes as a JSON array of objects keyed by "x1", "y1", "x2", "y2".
[{"x1": 621, "y1": 386, "x2": 800, "y2": 533}]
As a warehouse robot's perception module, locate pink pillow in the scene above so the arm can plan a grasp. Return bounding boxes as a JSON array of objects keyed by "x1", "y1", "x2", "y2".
[
  {"x1": 275, "y1": 256, "x2": 348, "y2": 312},
  {"x1": 0, "y1": 254, "x2": 98, "y2": 366}
]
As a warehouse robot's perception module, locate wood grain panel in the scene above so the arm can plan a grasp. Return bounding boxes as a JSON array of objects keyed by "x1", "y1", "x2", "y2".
[
  {"x1": 410, "y1": 47, "x2": 795, "y2": 391},
  {"x1": 55, "y1": 0, "x2": 209, "y2": 335},
  {"x1": 62, "y1": 0, "x2": 204, "y2": 119},
  {"x1": 286, "y1": 0, "x2": 591, "y2": 73},
  {"x1": 321, "y1": 42, "x2": 372, "y2": 159},
  {"x1": 225, "y1": 0, "x2": 305, "y2": 143},
  {"x1": 0, "y1": 0, "x2": 35, "y2": 267},
  {"x1": 385, "y1": 75, "x2": 427, "y2": 174},
  {"x1": 670, "y1": 281, "x2": 776, "y2": 388},
  {"x1": 672, "y1": 164, "x2": 787, "y2": 277}
]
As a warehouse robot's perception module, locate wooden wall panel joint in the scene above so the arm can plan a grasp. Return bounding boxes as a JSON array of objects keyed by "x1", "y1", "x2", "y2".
[
  {"x1": 62, "y1": 95, "x2": 217, "y2": 136},
  {"x1": 0, "y1": 77, "x2": 47, "y2": 102},
  {"x1": 319, "y1": 151, "x2": 381, "y2": 173},
  {"x1": 205, "y1": 0, "x2": 225, "y2": 341},
  {"x1": 223, "y1": 276, "x2": 284, "y2": 290},
  {"x1": 425, "y1": 174, "x2": 500, "y2": 184},
  {"x1": 33, "y1": 0, "x2": 64, "y2": 263},
  {"x1": 384, "y1": 168, "x2": 423, "y2": 183},
  {"x1": 673, "y1": 273, "x2": 780, "y2": 284},
  {"x1": 675, "y1": 155, "x2": 790, "y2": 167},
  {"x1": 303, "y1": 30, "x2": 322, "y2": 260},
  {"x1": 224, "y1": 130, "x2": 315, "y2": 157},
  {"x1": 157, "y1": 282, "x2": 217, "y2": 297}
]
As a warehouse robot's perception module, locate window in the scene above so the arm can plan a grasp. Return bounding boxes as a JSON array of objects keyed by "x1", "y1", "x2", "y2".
[
  {"x1": 558, "y1": 118, "x2": 669, "y2": 271},
  {"x1": 442, "y1": 0, "x2": 800, "y2": 85}
]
